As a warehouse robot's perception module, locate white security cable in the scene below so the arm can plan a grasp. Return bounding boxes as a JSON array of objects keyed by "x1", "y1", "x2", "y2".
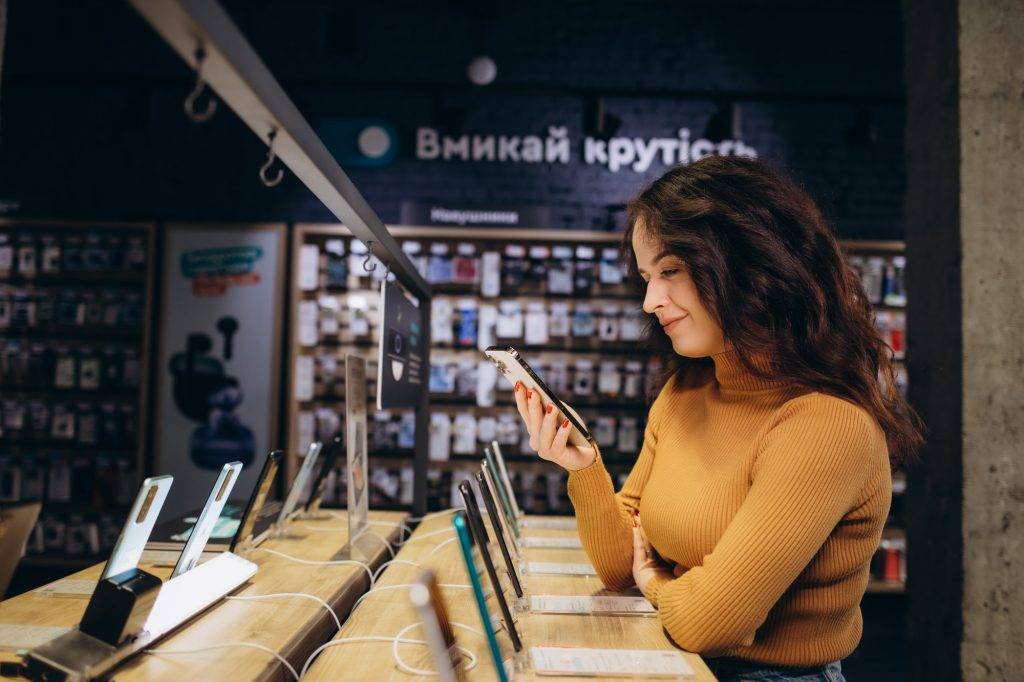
[
  {"x1": 351, "y1": 528, "x2": 397, "y2": 559},
  {"x1": 420, "y1": 536, "x2": 458, "y2": 561},
  {"x1": 145, "y1": 642, "x2": 299, "y2": 681},
  {"x1": 250, "y1": 547, "x2": 375, "y2": 588},
  {"x1": 391, "y1": 621, "x2": 481, "y2": 676},
  {"x1": 299, "y1": 623, "x2": 481, "y2": 678},
  {"x1": 398, "y1": 527, "x2": 456, "y2": 546},
  {"x1": 372, "y1": 559, "x2": 423, "y2": 583},
  {"x1": 224, "y1": 592, "x2": 341, "y2": 631},
  {"x1": 349, "y1": 582, "x2": 473, "y2": 614}
]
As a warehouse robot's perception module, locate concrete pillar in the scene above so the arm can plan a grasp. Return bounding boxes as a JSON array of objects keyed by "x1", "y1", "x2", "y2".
[
  {"x1": 958, "y1": 0, "x2": 1024, "y2": 678},
  {"x1": 905, "y1": 0, "x2": 1024, "y2": 679}
]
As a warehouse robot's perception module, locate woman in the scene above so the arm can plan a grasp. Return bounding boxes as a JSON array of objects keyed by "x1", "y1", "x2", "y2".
[{"x1": 514, "y1": 155, "x2": 923, "y2": 681}]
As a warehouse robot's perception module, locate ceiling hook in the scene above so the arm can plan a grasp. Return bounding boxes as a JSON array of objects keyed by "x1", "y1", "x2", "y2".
[
  {"x1": 363, "y1": 241, "x2": 377, "y2": 273},
  {"x1": 184, "y1": 46, "x2": 217, "y2": 123},
  {"x1": 259, "y1": 128, "x2": 284, "y2": 187}
]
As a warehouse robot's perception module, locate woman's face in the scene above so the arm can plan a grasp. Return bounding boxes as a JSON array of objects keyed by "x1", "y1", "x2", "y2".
[{"x1": 632, "y1": 223, "x2": 727, "y2": 358}]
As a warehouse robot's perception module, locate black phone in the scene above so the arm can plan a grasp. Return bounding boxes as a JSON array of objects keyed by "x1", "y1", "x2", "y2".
[
  {"x1": 458, "y1": 480, "x2": 522, "y2": 652},
  {"x1": 230, "y1": 450, "x2": 283, "y2": 552},
  {"x1": 476, "y1": 470, "x2": 523, "y2": 598}
]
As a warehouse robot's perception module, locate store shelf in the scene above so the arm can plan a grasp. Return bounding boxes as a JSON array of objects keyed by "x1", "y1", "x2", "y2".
[
  {"x1": 21, "y1": 553, "x2": 102, "y2": 570},
  {"x1": 0, "y1": 442, "x2": 137, "y2": 456},
  {"x1": 0, "y1": 271, "x2": 146, "y2": 287},
  {"x1": 0, "y1": 387, "x2": 140, "y2": 401},
  {"x1": 0, "y1": 326, "x2": 143, "y2": 341}
]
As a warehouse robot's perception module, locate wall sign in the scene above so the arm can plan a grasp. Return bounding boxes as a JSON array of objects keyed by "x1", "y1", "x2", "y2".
[
  {"x1": 376, "y1": 280, "x2": 425, "y2": 410},
  {"x1": 415, "y1": 125, "x2": 758, "y2": 173},
  {"x1": 400, "y1": 201, "x2": 552, "y2": 228},
  {"x1": 154, "y1": 224, "x2": 284, "y2": 520}
]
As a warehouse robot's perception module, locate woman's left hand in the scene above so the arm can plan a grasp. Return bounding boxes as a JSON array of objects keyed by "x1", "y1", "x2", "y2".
[{"x1": 631, "y1": 514, "x2": 675, "y2": 598}]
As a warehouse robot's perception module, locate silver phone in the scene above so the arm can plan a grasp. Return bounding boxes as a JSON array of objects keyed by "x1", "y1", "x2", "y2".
[
  {"x1": 490, "y1": 441, "x2": 522, "y2": 519},
  {"x1": 484, "y1": 345, "x2": 593, "y2": 448},
  {"x1": 409, "y1": 570, "x2": 465, "y2": 682},
  {"x1": 101, "y1": 475, "x2": 173, "y2": 580},
  {"x1": 277, "y1": 441, "x2": 323, "y2": 526},
  {"x1": 171, "y1": 462, "x2": 242, "y2": 578}
]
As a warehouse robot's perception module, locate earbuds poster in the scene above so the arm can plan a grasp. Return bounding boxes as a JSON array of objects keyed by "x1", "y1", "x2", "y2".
[{"x1": 154, "y1": 224, "x2": 284, "y2": 520}]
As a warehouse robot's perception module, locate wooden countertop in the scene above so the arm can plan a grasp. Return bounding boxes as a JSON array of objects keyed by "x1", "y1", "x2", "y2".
[
  {"x1": 0, "y1": 510, "x2": 408, "y2": 681},
  {"x1": 303, "y1": 513, "x2": 716, "y2": 681}
]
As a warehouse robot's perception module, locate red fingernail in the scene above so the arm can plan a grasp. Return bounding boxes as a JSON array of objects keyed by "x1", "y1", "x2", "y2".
[
  {"x1": 545, "y1": 404, "x2": 553, "y2": 414},
  {"x1": 514, "y1": 381, "x2": 521, "y2": 392},
  {"x1": 562, "y1": 418, "x2": 570, "y2": 429},
  {"x1": 527, "y1": 390, "x2": 533, "y2": 399}
]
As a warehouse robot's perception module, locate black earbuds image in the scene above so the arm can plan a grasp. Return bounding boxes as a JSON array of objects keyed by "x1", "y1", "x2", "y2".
[{"x1": 168, "y1": 317, "x2": 255, "y2": 468}]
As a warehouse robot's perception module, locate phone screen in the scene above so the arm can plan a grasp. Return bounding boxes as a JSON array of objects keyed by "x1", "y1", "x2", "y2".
[{"x1": 231, "y1": 451, "x2": 282, "y2": 552}]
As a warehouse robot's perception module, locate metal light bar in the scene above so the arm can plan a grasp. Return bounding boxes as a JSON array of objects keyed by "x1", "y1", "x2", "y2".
[{"x1": 125, "y1": 0, "x2": 431, "y2": 300}]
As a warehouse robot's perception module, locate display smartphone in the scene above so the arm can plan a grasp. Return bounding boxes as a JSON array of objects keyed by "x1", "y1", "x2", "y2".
[
  {"x1": 277, "y1": 441, "x2": 323, "y2": 525},
  {"x1": 409, "y1": 570, "x2": 466, "y2": 682},
  {"x1": 304, "y1": 435, "x2": 341, "y2": 516},
  {"x1": 0, "y1": 501, "x2": 42, "y2": 596},
  {"x1": 230, "y1": 450, "x2": 283, "y2": 552},
  {"x1": 484, "y1": 345, "x2": 594, "y2": 449},
  {"x1": 171, "y1": 461, "x2": 242, "y2": 578},
  {"x1": 476, "y1": 470, "x2": 523, "y2": 598},
  {"x1": 458, "y1": 480, "x2": 522, "y2": 653},
  {"x1": 452, "y1": 513, "x2": 510, "y2": 682},
  {"x1": 490, "y1": 441, "x2": 522, "y2": 519},
  {"x1": 483, "y1": 450, "x2": 520, "y2": 539},
  {"x1": 101, "y1": 475, "x2": 174, "y2": 580}
]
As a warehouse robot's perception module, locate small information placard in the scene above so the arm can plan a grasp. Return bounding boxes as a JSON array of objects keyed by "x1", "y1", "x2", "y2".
[{"x1": 376, "y1": 281, "x2": 425, "y2": 409}]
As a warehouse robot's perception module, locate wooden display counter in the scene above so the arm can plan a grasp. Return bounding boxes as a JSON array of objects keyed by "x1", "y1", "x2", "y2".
[
  {"x1": 0, "y1": 510, "x2": 407, "y2": 681},
  {"x1": 303, "y1": 513, "x2": 716, "y2": 681}
]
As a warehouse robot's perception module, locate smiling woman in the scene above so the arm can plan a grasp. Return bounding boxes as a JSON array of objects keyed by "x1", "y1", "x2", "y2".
[{"x1": 515, "y1": 156, "x2": 924, "y2": 682}]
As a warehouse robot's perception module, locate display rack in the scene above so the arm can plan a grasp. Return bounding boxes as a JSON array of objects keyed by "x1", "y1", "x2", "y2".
[
  {"x1": 0, "y1": 219, "x2": 155, "y2": 572},
  {"x1": 286, "y1": 226, "x2": 908, "y2": 593}
]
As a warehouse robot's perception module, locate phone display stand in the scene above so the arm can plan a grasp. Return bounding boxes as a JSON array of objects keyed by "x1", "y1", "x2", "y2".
[
  {"x1": 329, "y1": 531, "x2": 379, "y2": 563},
  {"x1": 22, "y1": 553, "x2": 256, "y2": 681}
]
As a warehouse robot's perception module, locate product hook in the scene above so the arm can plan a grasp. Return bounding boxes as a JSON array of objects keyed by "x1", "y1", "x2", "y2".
[
  {"x1": 362, "y1": 241, "x2": 377, "y2": 273},
  {"x1": 259, "y1": 128, "x2": 284, "y2": 187},
  {"x1": 183, "y1": 46, "x2": 217, "y2": 123}
]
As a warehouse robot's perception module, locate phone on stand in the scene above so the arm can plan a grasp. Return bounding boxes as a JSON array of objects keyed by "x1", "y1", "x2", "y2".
[
  {"x1": 476, "y1": 469, "x2": 523, "y2": 598},
  {"x1": 231, "y1": 450, "x2": 283, "y2": 552},
  {"x1": 172, "y1": 462, "x2": 242, "y2": 578},
  {"x1": 458, "y1": 480, "x2": 522, "y2": 652},
  {"x1": 453, "y1": 513, "x2": 510, "y2": 682},
  {"x1": 101, "y1": 476, "x2": 174, "y2": 580},
  {"x1": 484, "y1": 345, "x2": 594, "y2": 449},
  {"x1": 483, "y1": 450, "x2": 520, "y2": 539},
  {"x1": 304, "y1": 436, "x2": 341, "y2": 515},
  {"x1": 277, "y1": 441, "x2": 323, "y2": 525},
  {"x1": 489, "y1": 441, "x2": 523, "y2": 519},
  {"x1": 409, "y1": 570, "x2": 466, "y2": 682}
]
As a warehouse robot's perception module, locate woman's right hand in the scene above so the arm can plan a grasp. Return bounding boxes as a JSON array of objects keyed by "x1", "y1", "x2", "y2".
[{"x1": 513, "y1": 381, "x2": 598, "y2": 471}]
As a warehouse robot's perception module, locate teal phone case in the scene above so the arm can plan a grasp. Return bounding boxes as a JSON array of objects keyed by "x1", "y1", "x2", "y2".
[{"x1": 453, "y1": 513, "x2": 509, "y2": 682}]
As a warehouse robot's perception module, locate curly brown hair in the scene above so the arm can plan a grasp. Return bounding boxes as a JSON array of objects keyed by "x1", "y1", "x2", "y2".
[{"x1": 622, "y1": 155, "x2": 924, "y2": 469}]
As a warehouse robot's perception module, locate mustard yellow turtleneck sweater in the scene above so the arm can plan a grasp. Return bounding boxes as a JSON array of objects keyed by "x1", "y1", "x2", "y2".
[{"x1": 567, "y1": 350, "x2": 892, "y2": 666}]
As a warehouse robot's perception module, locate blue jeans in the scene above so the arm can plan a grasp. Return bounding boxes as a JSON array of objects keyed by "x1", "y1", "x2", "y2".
[{"x1": 705, "y1": 658, "x2": 844, "y2": 681}]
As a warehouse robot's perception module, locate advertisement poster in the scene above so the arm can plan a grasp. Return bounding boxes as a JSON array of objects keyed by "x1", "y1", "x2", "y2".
[
  {"x1": 154, "y1": 224, "x2": 284, "y2": 520},
  {"x1": 376, "y1": 280, "x2": 425, "y2": 410}
]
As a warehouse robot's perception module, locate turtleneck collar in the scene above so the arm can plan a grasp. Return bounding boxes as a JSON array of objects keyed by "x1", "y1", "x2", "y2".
[{"x1": 710, "y1": 349, "x2": 790, "y2": 391}]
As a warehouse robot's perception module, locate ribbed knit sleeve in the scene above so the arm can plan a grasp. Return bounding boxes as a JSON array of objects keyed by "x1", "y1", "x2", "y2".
[
  {"x1": 645, "y1": 394, "x2": 887, "y2": 655},
  {"x1": 566, "y1": 374, "x2": 677, "y2": 591}
]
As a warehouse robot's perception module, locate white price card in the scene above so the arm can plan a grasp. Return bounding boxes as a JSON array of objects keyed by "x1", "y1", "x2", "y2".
[
  {"x1": 34, "y1": 579, "x2": 96, "y2": 598},
  {"x1": 531, "y1": 646, "x2": 695, "y2": 678},
  {"x1": 522, "y1": 535, "x2": 583, "y2": 549},
  {"x1": 529, "y1": 595, "x2": 656, "y2": 616},
  {"x1": 522, "y1": 517, "x2": 577, "y2": 530},
  {"x1": 523, "y1": 561, "x2": 596, "y2": 576},
  {"x1": 0, "y1": 624, "x2": 71, "y2": 651}
]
